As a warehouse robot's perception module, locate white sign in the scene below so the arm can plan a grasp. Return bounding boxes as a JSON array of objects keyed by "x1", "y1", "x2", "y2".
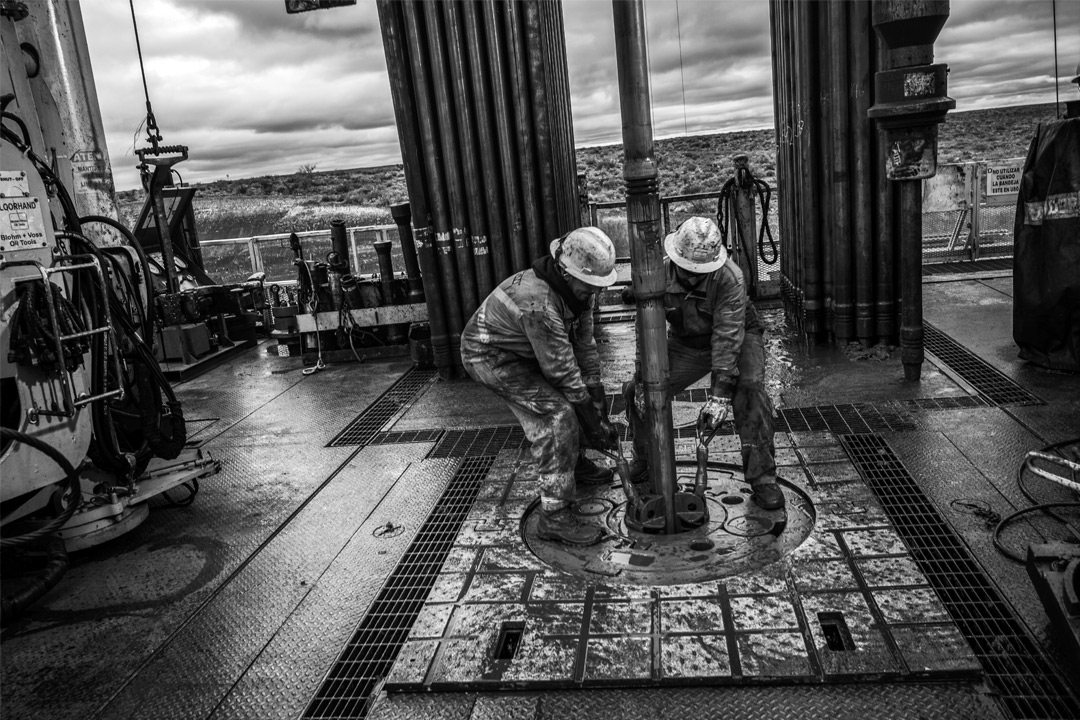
[
  {"x1": 986, "y1": 164, "x2": 1022, "y2": 197},
  {"x1": 0, "y1": 171, "x2": 49, "y2": 252}
]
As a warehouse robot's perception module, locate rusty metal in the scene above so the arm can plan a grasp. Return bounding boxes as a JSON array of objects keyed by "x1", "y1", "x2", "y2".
[
  {"x1": 461, "y1": 0, "x2": 511, "y2": 283},
  {"x1": 613, "y1": 0, "x2": 677, "y2": 534},
  {"x1": 442, "y1": 2, "x2": 494, "y2": 301},
  {"x1": 482, "y1": 1, "x2": 529, "y2": 272},
  {"x1": 378, "y1": 1, "x2": 450, "y2": 370}
]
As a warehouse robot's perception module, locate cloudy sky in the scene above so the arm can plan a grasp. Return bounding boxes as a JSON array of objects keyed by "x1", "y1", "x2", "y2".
[{"x1": 79, "y1": 0, "x2": 1080, "y2": 191}]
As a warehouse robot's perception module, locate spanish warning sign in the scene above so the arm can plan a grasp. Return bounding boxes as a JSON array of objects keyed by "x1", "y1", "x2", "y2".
[{"x1": 986, "y1": 164, "x2": 1022, "y2": 197}]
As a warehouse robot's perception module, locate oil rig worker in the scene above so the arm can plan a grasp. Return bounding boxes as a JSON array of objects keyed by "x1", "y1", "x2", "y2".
[
  {"x1": 621, "y1": 216, "x2": 785, "y2": 510},
  {"x1": 461, "y1": 227, "x2": 621, "y2": 546}
]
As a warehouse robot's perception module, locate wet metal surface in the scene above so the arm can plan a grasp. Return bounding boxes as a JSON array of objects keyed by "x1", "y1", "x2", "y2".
[{"x1": 380, "y1": 433, "x2": 980, "y2": 692}]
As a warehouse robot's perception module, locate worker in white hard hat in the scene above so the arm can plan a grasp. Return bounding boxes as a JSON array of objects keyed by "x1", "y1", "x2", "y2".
[
  {"x1": 1066, "y1": 60, "x2": 1080, "y2": 119},
  {"x1": 461, "y1": 226, "x2": 620, "y2": 546},
  {"x1": 621, "y1": 216, "x2": 785, "y2": 510}
]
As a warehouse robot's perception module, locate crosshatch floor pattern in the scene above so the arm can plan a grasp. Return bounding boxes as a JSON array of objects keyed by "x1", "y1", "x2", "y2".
[{"x1": 841, "y1": 434, "x2": 1080, "y2": 720}]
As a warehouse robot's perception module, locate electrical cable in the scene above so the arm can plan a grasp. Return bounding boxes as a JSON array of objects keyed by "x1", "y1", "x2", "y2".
[{"x1": 1, "y1": 110, "x2": 31, "y2": 146}]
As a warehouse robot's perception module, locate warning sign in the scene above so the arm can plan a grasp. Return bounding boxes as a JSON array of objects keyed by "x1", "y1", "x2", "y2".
[
  {"x1": 0, "y1": 171, "x2": 49, "y2": 253},
  {"x1": 986, "y1": 164, "x2": 1022, "y2": 197}
]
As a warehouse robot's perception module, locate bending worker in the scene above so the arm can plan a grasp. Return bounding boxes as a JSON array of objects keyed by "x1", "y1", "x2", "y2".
[
  {"x1": 622, "y1": 216, "x2": 785, "y2": 510},
  {"x1": 461, "y1": 227, "x2": 620, "y2": 545}
]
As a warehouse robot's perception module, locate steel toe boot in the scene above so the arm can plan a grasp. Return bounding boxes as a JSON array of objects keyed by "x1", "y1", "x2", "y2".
[
  {"x1": 628, "y1": 455, "x2": 650, "y2": 487},
  {"x1": 575, "y1": 453, "x2": 615, "y2": 485},
  {"x1": 751, "y1": 479, "x2": 785, "y2": 510},
  {"x1": 536, "y1": 508, "x2": 605, "y2": 546}
]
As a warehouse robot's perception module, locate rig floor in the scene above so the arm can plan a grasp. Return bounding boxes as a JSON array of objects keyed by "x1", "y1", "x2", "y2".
[{"x1": 2, "y1": 266, "x2": 1078, "y2": 720}]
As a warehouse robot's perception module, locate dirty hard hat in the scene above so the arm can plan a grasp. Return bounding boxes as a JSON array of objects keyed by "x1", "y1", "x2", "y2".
[
  {"x1": 665, "y1": 216, "x2": 727, "y2": 273},
  {"x1": 549, "y1": 226, "x2": 617, "y2": 287}
]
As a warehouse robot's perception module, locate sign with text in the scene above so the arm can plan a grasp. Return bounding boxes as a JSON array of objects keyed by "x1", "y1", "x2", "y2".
[{"x1": 986, "y1": 163, "x2": 1022, "y2": 197}]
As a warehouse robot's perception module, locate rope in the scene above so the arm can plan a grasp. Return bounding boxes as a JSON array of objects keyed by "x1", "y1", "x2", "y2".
[{"x1": 675, "y1": 0, "x2": 688, "y2": 135}]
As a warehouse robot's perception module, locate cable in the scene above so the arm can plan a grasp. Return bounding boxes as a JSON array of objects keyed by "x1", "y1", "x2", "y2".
[
  {"x1": 0, "y1": 428, "x2": 81, "y2": 549},
  {"x1": 1, "y1": 110, "x2": 31, "y2": 146}
]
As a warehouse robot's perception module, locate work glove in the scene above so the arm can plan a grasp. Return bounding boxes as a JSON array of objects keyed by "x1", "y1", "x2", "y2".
[
  {"x1": 699, "y1": 395, "x2": 732, "y2": 430},
  {"x1": 620, "y1": 286, "x2": 635, "y2": 305},
  {"x1": 574, "y1": 399, "x2": 619, "y2": 453},
  {"x1": 587, "y1": 384, "x2": 607, "y2": 413}
]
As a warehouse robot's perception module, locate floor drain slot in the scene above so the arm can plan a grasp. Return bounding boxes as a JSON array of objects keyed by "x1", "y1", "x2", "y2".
[
  {"x1": 818, "y1": 611, "x2": 855, "y2": 652},
  {"x1": 923, "y1": 322, "x2": 1042, "y2": 406},
  {"x1": 494, "y1": 622, "x2": 526, "y2": 660},
  {"x1": 842, "y1": 434, "x2": 1079, "y2": 719},
  {"x1": 327, "y1": 368, "x2": 437, "y2": 447}
]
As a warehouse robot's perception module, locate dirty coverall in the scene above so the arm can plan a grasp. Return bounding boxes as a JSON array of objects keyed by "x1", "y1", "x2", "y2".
[
  {"x1": 627, "y1": 257, "x2": 777, "y2": 487},
  {"x1": 461, "y1": 262, "x2": 603, "y2": 513}
]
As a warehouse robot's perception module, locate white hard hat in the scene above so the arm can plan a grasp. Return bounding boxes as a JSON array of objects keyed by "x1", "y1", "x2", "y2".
[
  {"x1": 549, "y1": 226, "x2": 617, "y2": 287},
  {"x1": 664, "y1": 216, "x2": 727, "y2": 273}
]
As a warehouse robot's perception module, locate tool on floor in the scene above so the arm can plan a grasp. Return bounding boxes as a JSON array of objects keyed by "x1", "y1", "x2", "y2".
[
  {"x1": 694, "y1": 409, "x2": 724, "y2": 498},
  {"x1": 596, "y1": 442, "x2": 644, "y2": 516}
]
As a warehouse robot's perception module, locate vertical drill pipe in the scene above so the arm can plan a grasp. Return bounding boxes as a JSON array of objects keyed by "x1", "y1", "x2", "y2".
[
  {"x1": 850, "y1": 0, "x2": 875, "y2": 343},
  {"x1": 374, "y1": 239, "x2": 408, "y2": 343},
  {"x1": 543, "y1": 1, "x2": 577, "y2": 231},
  {"x1": 504, "y1": 0, "x2": 544, "y2": 261},
  {"x1": 816, "y1": 2, "x2": 834, "y2": 340},
  {"x1": 774, "y1": 0, "x2": 796, "y2": 315},
  {"x1": 483, "y1": 1, "x2": 529, "y2": 272},
  {"x1": 899, "y1": 181, "x2": 923, "y2": 380},
  {"x1": 462, "y1": 0, "x2": 512, "y2": 284},
  {"x1": 389, "y1": 203, "x2": 426, "y2": 303},
  {"x1": 872, "y1": 33, "x2": 896, "y2": 341},
  {"x1": 523, "y1": 0, "x2": 559, "y2": 243},
  {"x1": 828, "y1": 0, "x2": 853, "y2": 342},
  {"x1": 797, "y1": 0, "x2": 822, "y2": 337},
  {"x1": 767, "y1": 0, "x2": 784, "y2": 297},
  {"x1": 401, "y1": 0, "x2": 465, "y2": 366},
  {"x1": 613, "y1": 0, "x2": 677, "y2": 533},
  {"x1": 443, "y1": 1, "x2": 495, "y2": 300},
  {"x1": 378, "y1": 3, "x2": 445, "y2": 360},
  {"x1": 423, "y1": 2, "x2": 480, "y2": 321},
  {"x1": 784, "y1": 0, "x2": 801, "y2": 318}
]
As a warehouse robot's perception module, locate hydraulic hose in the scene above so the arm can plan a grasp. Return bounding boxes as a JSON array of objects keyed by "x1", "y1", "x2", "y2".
[
  {"x1": 0, "y1": 428, "x2": 81, "y2": 549},
  {"x1": 1, "y1": 537, "x2": 69, "y2": 626},
  {"x1": 78, "y1": 215, "x2": 156, "y2": 329}
]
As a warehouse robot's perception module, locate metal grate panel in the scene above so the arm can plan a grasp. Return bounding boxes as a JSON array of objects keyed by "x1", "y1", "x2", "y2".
[
  {"x1": 923, "y1": 323, "x2": 1042, "y2": 406},
  {"x1": 777, "y1": 404, "x2": 919, "y2": 433},
  {"x1": 371, "y1": 430, "x2": 445, "y2": 445},
  {"x1": 923, "y1": 258, "x2": 1013, "y2": 275},
  {"x1": 428, "y1": 426, "x2": 528, "y2": 458},
  {"x1": 304, "y1": 455, "x2": 496, "y2": 720},
  {"x1": 841, "y1": 434, "x2": 1080, "y2": 720},
  {"x1": 328, "y1": 368, "x2": 438, "y2": 447}
]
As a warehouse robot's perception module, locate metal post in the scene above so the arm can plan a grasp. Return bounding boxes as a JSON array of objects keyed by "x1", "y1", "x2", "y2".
[
  {"x1": 613, "y1": 0, "x2": 677, "y2": 534},
  {"x1": 898, "y1": 182, "x2": 923, "y2": 379},
  {"x1": 850, "y1": 0, "x2": 875, "y2": 344}
]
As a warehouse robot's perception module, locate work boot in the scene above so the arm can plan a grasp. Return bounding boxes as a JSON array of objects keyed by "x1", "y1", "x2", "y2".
[
  {"x1": 629, "y1": 455, "x2": 650, "y2": 487},
  {"x1": 536, "y1": 508, "x2": 605, "y2": 546},
  {"x1": 751, "y1": 479, "x2": 785, "y2": 510},
  {"x1": 575, "y1": 453, "x2": 615, "y2": 485}
]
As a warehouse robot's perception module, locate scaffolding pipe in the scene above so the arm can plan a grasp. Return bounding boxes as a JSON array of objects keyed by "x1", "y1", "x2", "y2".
[
  {"x1": 613, "y1": 0, "x2": 677, "y2": 533},
  {"x1": 462, "y1": 0, "x2": 512, "y2": 283},
  {"x1": 483, "y1": 1, "x2": 529, "y2": 272},
  {"x1": 377, "y1": 2, "x2": 447, "y2": 367}
]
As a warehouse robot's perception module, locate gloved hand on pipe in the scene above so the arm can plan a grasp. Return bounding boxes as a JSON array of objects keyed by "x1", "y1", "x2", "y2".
[
  {"x1": 699, "y1": 395, "x2": 732, "y2": 430},
  {"x1": 574, "y1": 399, "x2": 619, "y2": 453},
  {"x1": 620, "y1": 286, "x2": 635, "y2": 305}
]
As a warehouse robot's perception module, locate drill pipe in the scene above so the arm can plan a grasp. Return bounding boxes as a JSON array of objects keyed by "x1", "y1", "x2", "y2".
[
  {"x1": 442, "y1": 1, "x2": 495, "y2": 301},
  {"x1": 613, "y1": 0, "x2": 677, "y2": 534},
  {"x1": 378, "y1": 0, "x2": 447, "y2": 365},
  {"x1": 850, "y1": 0, "x2": 875, "y2": 343},
  {"x1": 461, "y1": 0, "x2": 511, "y2": 283}
]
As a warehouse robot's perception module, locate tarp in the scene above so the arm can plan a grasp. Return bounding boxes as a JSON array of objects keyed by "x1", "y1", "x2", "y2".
[{"x1": 1013, "y1": 119, "x2": 1080, "y2": 372}]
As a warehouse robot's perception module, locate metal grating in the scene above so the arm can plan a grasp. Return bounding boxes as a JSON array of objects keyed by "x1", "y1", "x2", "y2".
[
  {"x1": 841, "y1": 434, "x2": 1080, "y2": 720},
  {"x1": 304, "y1": 455, "x2": 495, "y2": 720},
  {"x1": 370, "y1": 429, "x2": 445, "y2": 445},
  {"x1": 327, "y1": 368, "x2": 438, "y2": 447},
  {"x1": 923, "y1": 258, "x2": 1013, "y2": 275},
  {"x1": 923, "y1": 323, "x2": 1042, "y2": 407},
  {"x1": 777, "y1": 404, "x2": 919, "y2": 433},
  {"x1": 428, "y1": 426, "x2": 528, "y2": 458}
]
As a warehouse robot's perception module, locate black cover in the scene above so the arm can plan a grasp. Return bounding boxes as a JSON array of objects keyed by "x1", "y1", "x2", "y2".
[{"x1": 1013, "y1": 119, "x2": 1080, "y2": 371}]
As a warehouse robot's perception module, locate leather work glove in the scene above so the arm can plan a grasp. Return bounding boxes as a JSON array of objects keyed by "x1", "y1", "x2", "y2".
[
  {"x1": 587, "y1": 384, "x2": 607, "y2": 413},
  {"x1": 700, "y1": 395, "x2": 732, "y2": 430},
  {"x1": 574, "y1": 399, "x2": 619, "y2": 453},
  {"x1": 619, "y1": 286, "x2": 635, "y2": 305}
]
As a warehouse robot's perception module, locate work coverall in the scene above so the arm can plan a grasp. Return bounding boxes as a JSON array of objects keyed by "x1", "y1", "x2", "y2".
[
  {"x1": 461, "y1": 266, "x2": 602, "y2": 512},
  {"x1": 627, "y1": 257, "x2": 777, "y2": 487}
]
